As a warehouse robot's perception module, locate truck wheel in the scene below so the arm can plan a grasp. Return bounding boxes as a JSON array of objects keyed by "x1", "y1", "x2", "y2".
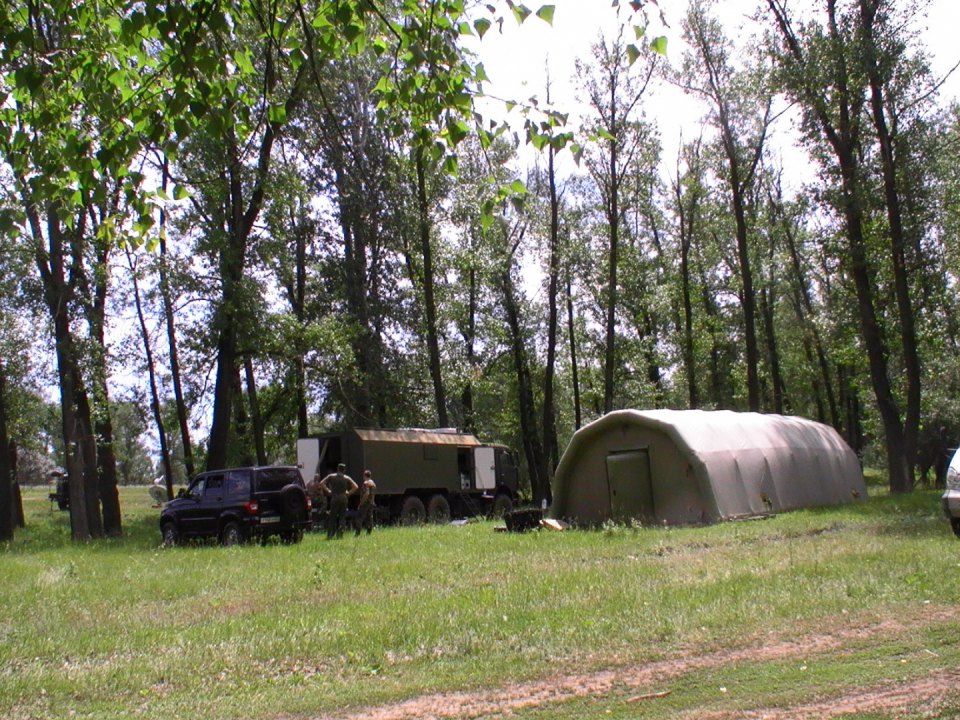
[
  {"x1": 951, "y1": 518, "x2": 960, "y2": 538},
  {"x1": 427, "y1": 494, "x2": 451, "y2": 524},
  {"x1": 161, "y1": 521, "x2": 179, "y2": 547},
  {"x1": 400, "y1": 496, "x2": 426, "y2": 526},
  {"x1": 490, "y1": 493, "x2": 514, "y2": 519},
  {"x1": 221, "y1": 521, "x2": 245, "y2": 546}
]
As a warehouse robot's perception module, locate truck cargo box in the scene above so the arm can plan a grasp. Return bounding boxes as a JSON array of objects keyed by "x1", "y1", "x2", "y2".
[{"x1": 297, "y1": 429, "x2": 519, "y2": 524}]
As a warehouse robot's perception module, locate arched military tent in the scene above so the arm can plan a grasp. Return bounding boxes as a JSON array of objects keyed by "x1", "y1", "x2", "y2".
[{"x1": 550, "y1": 409, "x2": 865, "y2": 526}]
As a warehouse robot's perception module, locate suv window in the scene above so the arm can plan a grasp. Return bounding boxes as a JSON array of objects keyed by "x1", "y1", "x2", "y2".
[
  {"x1": 188, "y1": 477, "x2": 207, "y2": 497},
  {"x1": 225, "y1": 470, "x2": 251, "y2": 496},
  {"x1": 255, "y1": 467, "x2": 301, "y2": 492},
  {"x1": 204, "y1": 475, "x2": 224, "y2": 495}
]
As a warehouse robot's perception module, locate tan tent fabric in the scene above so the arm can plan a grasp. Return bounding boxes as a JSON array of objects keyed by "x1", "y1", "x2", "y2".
[{"x1": 550, "y1": 409, "x2": 865, "y2": 526}]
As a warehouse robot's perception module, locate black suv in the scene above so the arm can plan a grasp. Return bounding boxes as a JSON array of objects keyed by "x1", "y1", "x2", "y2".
[{"x1": 160, "y1": 466, "x2": 312, "y2": 546}]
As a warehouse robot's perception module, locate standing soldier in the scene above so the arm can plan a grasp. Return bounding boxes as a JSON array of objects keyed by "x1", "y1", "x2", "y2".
[
  {"x1": 319, "y1": 463, "x2": 357, "y2": 538},
  {"x1": 354, "y1": 470, "x2": 377, "y2": 536}
]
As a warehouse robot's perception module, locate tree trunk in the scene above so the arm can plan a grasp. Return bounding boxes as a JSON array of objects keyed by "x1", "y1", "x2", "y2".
[
  {"x1": 697, "y1": 234, "x2": 729, "y2": 407},
  {"x1": 460, "y1": 261, "x2": 477, "y2": 433},
  {"x1": 293, "y1": 220, "x2": 309, "y2": 438},
  {"x1": 759, "y1": 284, "x2": 787, "y2": 414},
  {"x1": 339, "y1": 210, "x2": 369, "y2": 422},
  {"x1": 159, "y1": 162, "x2": 195, "y2": 479},
  {"x1": 686, "y1": 3, "x2": 765, "y2": 411},
  {"x1": 675, "y1": 177, "x2": 700, "y2": 409},
  {"x1": 566, "y1": 272, "x2": 582, "y2": 430},
  {"x1": 838, "y1": 363, "x2": 864, "y2": 454},
  {"x1": 0, "y1": 365, "x2": 13, "y2": 541},
  {"x1": 244, "y1": 357, "x2": 268, "y2": 465},
  {"x1": 11, "y1": 442, "x2": 24, "y2": 528},
  {"x1": 72, "y1": 375, "x2": 104, "y2": 538},
  {"x1": 415, "y1": 148, "x2": 448, "y2": 427},
  {"x1": 860, "y1": 0, "x2": 921, "y2": 482},
  {"x1": 731, "y1": 186, "x2": 761, "y2": 412},
  {"x1": 207, "y1": 54, "x2": 301, "y2": 467},
  {"x1": 30, "y1": 204, "x2": 101, "y2": 539},
  {"x1": 500, "y1": 262, "x2": 546, "y2": 502},
  {"x1": 778, "y1": 200, "x2": 841, "y2": 429},
  {"x1": 766, "y1": 0, "x2": 911, "y2": 493},
  {"x1": 603, "y1": 93, "x2": 620, "y2": 414},
  {"x1": 207, "y1": 301, "x2": 240, "y2": 471},
  {"x1": 128, "y1": 249, "x2": 175, "y2": 500},
  {"x1": 87, "y1": 245, "x2": 121, "y2": 535},
  {"x1": 94, "y1": 403, "x2": 122, "y2": 536},
  {"x1": 540, "y1": 145, "x2": 561, "y2": 501}
]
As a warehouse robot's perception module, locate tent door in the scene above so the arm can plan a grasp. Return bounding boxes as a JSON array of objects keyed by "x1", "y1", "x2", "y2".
[{"x1": 605, "y1": 449, "x2": 654, "y2": 523}]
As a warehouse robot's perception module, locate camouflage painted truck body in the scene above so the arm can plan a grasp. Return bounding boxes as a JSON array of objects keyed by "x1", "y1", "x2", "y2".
[{"x1": 296, "y1": 429, "x2": 520, "y2": 523}]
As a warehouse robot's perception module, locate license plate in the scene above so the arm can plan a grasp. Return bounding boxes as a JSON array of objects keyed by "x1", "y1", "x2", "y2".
[{"x1": 260, "y1": 515, "x2": 280, "y2": 524}]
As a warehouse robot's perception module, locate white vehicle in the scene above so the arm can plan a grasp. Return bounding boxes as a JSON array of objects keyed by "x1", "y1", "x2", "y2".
[{"x1": 943, "y1": 449, "x2": 960, "y2": 537}]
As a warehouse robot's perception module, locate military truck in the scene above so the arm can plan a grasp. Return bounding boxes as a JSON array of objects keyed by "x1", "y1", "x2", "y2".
[{"x1": 296, "y1": 428, "x2": 520, "y2": 524}]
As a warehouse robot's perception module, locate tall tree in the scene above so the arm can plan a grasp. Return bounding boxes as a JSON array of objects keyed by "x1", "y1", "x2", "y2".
[
  {"x1": 495, "y1": 222, "x2": 547, "y2": 502},
  {"x1": 767, "y1": 182, "x2": 841, "y2": 428},
  {"x1": 681, "y1": 0, "x2": 775, "y2": 411},
  {"x1": 576, "y1": 26, "x2": 660, "y2": 414},
  {"x1": 126, "y1": 249, "x2": 175, "y2": 497},
  {"x1": 669, "y1": 137, "x2": 707, "y2": 409},
  {"x1": 173, "y1": 5, "x2": 308, "y2": 470},
  {"x1": 414, "y1": 147, "x2": 450, "y2": 428},
  {"x1": 0, "y1": 360, "x2": 12, "y2": 541},
  {"x1": 156, "y1": 161, "x2": 196, "y2": 480},
  {"x1": 765, "y1": 0, "x2": 933, "y2": 491}
]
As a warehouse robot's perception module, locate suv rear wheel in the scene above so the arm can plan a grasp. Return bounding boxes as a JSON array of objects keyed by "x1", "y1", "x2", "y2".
[
  {"x1": 951, "y1": 517, "x2": 960, "y2": 538},
  {"x1": 221, "y1": 521, "x2": 245, "y2": 546}
]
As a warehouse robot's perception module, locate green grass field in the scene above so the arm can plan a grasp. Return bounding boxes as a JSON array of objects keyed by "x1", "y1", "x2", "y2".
[{"x1": 2, "y1": 484, "x2": 958, "y2": 719}]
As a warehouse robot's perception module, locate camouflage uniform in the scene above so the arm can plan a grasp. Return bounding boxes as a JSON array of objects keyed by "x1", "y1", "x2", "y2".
[
  {"x1": 320, "y1": 468, "x2": 357, "y2": 538},
  {"x1": 354, "y1": 473, "x2": 377, "y2": 536}
]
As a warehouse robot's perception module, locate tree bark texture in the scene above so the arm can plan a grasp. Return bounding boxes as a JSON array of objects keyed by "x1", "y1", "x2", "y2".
[
  {"x1": 540, "y1": 145, "x2": 561, "y2": 500},
  {"x1": 859, "y1": 0, "x2": 921, "y2": 482},
  {"x1": 500, "y1": 262, "x2": 546, "y2": 503},
  {"x1": 128, "y1": 250, "x2": 176, "y2": 500},
  {"x1": 0, "y1": 366, "x2": 13, "y2": 541},
  {"x1": 415, "y1": 148, "x2": 449, "y2": 428},
  {"x1": 566, "y1": 272, "x2": 582, "y2": 430},
  {"x1": 159, "y1": 164, "x2": 195, "y2": 479}
]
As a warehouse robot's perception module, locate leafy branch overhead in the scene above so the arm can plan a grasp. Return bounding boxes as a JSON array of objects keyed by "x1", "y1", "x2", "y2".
[{"x1": 0, "y1": 0, "x2": 666, "y2": 240}]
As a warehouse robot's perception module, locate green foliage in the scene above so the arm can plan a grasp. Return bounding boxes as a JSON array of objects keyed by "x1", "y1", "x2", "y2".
[
  {"x1": 110, "y1": 400, "x2": 156, "y2": 485},
  {"x1": 0, "y1": 0, "x2": 567, "y2": 245}
]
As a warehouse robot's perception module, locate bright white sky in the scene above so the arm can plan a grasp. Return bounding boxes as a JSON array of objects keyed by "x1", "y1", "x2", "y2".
[{"x1": 463, "y1": 0, "x2": 960, "y2": 181}]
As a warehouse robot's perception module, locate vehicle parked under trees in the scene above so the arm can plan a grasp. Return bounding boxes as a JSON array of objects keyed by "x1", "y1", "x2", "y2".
[{"x1": 159, "y1": 466, "x2": 311, "y2": 546}]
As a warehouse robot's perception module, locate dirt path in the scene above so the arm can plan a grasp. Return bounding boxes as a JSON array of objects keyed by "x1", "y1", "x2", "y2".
[{"x1": 311, "y1": 608, "x2": 958, "y2": 720}]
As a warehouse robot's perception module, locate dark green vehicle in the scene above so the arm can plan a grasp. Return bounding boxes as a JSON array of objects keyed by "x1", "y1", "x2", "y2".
[{"x1": 297, "y1": 429, "x2": 520, "y2": 525}]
